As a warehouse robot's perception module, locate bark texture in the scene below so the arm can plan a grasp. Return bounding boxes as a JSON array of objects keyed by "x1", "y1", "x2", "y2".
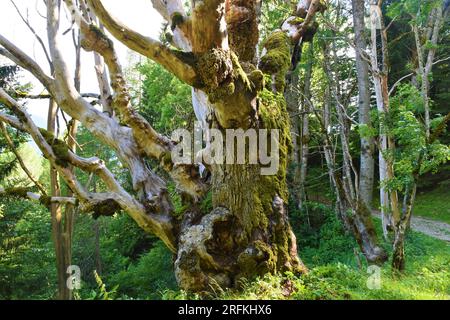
[{"x1": 352, "y1": 0, "x2": 374, "y2": 207}]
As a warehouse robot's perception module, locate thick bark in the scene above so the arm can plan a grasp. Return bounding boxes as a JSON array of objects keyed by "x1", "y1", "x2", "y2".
[
  {"x1": 352, "y1": 0, "x2": 374, "y2": 207},
  {"x1": 174, "y1": 0, "x2": 321, "y2": 292},
  {"x1": 225, "y1": 0, "x2": 260, "y2": 64},
  {"x1": 286, "y1": 72, "x2": 302, "y2": 205},
  {"x1": 175, "y1": 86, "x2": 307, "y2": 290},
  {"x1": 392, "y1": 184, "x2": 416, "y2": 271}
]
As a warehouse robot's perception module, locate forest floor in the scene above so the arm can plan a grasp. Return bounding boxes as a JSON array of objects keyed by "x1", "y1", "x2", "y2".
[{"x1": 372, "y1": 211, "x2": 450, "y2": 242}]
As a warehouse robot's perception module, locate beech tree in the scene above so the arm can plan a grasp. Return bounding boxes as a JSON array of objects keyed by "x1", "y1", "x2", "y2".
[
  {"x1": 0, "y1": 0, "x2": 330, "y2": 294},
  {"x1": 351, "y1": 0, "x2": 374, "y2": 208}
]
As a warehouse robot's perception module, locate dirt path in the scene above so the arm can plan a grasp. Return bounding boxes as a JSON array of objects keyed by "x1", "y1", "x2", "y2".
[{"x1": 372, "y1": 211, "x2": 450, "y2": 242}]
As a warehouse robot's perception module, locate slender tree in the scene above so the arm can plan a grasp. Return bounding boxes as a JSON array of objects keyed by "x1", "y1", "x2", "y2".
[
  {"x1": 368, "y1": 0, "x2": 400, "y2": 238},
  {"x1": 352, "y1": 0, "x2": 375, "y2": 208}
]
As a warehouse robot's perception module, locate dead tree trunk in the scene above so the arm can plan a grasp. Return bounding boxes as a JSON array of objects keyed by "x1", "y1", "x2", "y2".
[{"x1": 413, "y1": 6, "x2": 445, "y2": 139}]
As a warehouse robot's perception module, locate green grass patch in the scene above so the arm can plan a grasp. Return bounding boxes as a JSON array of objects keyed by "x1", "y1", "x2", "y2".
[{"x1": 413, "y1": 184, "x2": 450, "y2": 224}]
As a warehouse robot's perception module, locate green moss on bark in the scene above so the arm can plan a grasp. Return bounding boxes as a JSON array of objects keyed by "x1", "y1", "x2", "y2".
[
  {"x1": 230, "y1": 52, "x2": 252, "y2": 93},
  {"x1": 38, "y1": 128, "x2": 70, "y2": 167},
  {"x1": 197, "y1": 49, "x2": 255, "y2": 105},
  {"x1": 91, "y1": 199, "x2": 121, "y2": 219},
  {"x1": 2, "y1": 187, "x2": 29, "y2": 198},
  {"x1": 258, "y1": 89, "x2": 292, "y2": 203},
  {"x1": 248, "y1": 70, "x2": 265, "y2": 92},
  {"x1": 39, "y1": 195, "x2": 52, "y2": 208},
  {"x1": 170, "y1": 12, "x2": 184, "y2": 31},
  {"x1": 259, "y1": 31, "x2": 291, "y2": 92},
  {"x1": 288, "y1": 17, "x2": 305, "y2": 25}
]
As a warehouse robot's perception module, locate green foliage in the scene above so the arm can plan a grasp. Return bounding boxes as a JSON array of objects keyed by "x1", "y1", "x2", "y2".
[
  {"x1": 289, "y1": 201, "x2": 357, "y2": 266},
  {"x1": 387, "y1": 0, "x2": 442, "y2": 26},
  {"x1": 108, "y1": 241, "x2": 177, "y2": 299},
  {"x1": 0, "y1": 65, "x2": 30, "y2": 181},
  {"x1": 137, "y1": 60, "x2": 193, "y2": 135},
  {"x1": 358, "y1": 124, "x2": 378, "y2": 139},
  {"x1": 86, "y1": 271, "x2": 119, "y2": 300},
  {"x1": 380, "y1": 84, "x2": 450, "y2": 192},
  {"x1": 259, "y1": 0, "x2": 292, "y2": 41},
  {"x1": 0, "y1": 198, "x2": 56, "y2": 299}
]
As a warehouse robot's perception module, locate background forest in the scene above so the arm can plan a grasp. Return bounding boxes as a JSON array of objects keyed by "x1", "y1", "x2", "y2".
[{"x1": 0, "y1": 0, "x2": 449, "y2": 300}]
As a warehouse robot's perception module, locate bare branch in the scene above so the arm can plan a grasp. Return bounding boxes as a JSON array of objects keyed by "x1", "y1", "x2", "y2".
[
  {"x1": 151, "y1": 0, "x2": 192, "y2": 50},
  {"x1": 0, "y1": 112, "x2": 26, "y2": 131},
  {"x1": 85, "y1": 0, "x2": 198, "y2": 85},
  {"x1": 65, "y1": 0, "x2": 208, "y2": 199},
  {"x1": 0, "y1": 186, "x2": 77, "y2": 205},
  {"x1": 0, "y1": 39, "x2": 54, "y2": 90},
  {"x1": 0, "y1": 121, "x2": 47, "y2": 194},
  {"x1": 388, "y1": 72, "x2": 414, "y2": 96},
  {"x1": 190, "y1": 0, "x2": 228, "y2": 53},
  {"x1": 1, "y1": 85, "x2": 177, "y2": 251},
  {"x1": 14, "y1": 92, "x2": 100, "y2": 100},
  {"x1": 9, "y1": 0, "x2": 53, "y2": 67}
]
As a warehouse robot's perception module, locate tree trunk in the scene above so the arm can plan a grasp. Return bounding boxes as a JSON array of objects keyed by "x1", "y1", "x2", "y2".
[
  {"x1": 392, "y1": 229, "x2": 405, "y2": 271},
  {"x1": 286, "y1": 69, "x2": 302, "y2": 205},
  {"x1": 173, "y1": 1, "x2": 324, "y2": 292},
  {"x1": 414, "y1": 6, "x2": 444, "y2": 139},
  {"x1": 392, "y1": 186, "x2": 415, "y2": 272},
  {"x1": 47, "y1": 99, "x2": 72, "y2": 300},
  {"x1": 352, "y1": 0, "x2": 374, "y2": 208},
  {"x1": 321, "y1": 41, "x2": 387, "y2": 265},
  {"x1": 286, "y1": 43, "x2": 313, "y2": 209},
  {"x1": 298, "y1": 43, "x2": 313, "y2": 209},
  {"x1": 369, "y1": 2, "x2": 399, "y2": 239}
]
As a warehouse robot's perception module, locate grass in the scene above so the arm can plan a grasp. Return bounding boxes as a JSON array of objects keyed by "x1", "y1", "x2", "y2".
[
  {"x1": 370, "y1": 183, "x2": 450, "y2": 224},
  {"x1": 413, "y1": 184, "x2": 450, "y2": 224}
]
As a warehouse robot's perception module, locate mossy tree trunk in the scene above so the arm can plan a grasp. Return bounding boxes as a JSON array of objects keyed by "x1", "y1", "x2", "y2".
[
  {"x1": 172, "y1": 0, "x2": 329, "y2": 293},
  {"x1": 174, "y1": 92, "x2": 307, "y2": 291}
]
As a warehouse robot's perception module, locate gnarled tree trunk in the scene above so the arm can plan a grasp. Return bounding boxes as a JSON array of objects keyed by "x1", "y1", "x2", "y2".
[{"x1": 0, "y1": 0, "x2": 326, "y2": 294}]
